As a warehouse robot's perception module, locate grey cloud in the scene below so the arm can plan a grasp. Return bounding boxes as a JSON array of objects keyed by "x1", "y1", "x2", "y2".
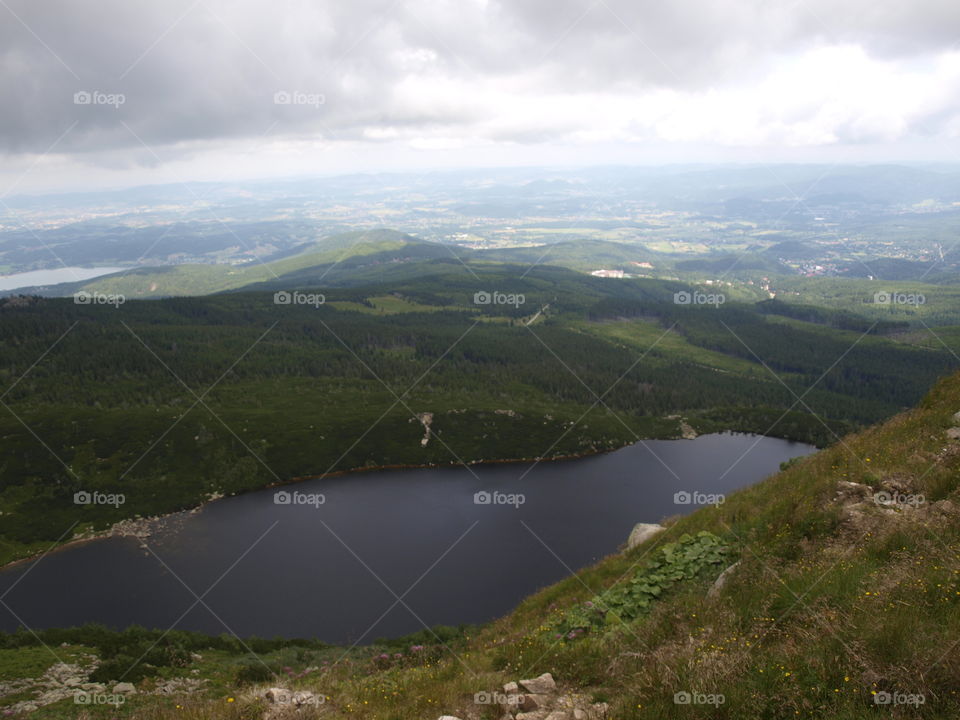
[{"x1": 0, "y1": 0, "x2": 958, "y2": 158}]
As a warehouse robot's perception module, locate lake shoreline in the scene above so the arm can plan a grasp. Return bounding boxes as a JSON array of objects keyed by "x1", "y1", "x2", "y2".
[
  {"x1": 0, "y1": 442, "x2": 636, "y2": 573},
  {"x1": 1, "y1": 428, "x2": 814, "y2": 576}
]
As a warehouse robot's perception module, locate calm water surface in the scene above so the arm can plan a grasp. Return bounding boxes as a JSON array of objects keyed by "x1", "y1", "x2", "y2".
[
  {"x1": 0, "y1": 266, "x2": 124, "y2": 291},
  {"x1": 0, "y1": 433, "x2": 816, "y2": 644}
]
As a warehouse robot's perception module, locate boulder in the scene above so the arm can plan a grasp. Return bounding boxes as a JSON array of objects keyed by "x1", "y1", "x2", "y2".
[
  {"x1": 626, "y1": 523, "x2": 664, "y2": 550},
  {"x1": 113, "y1": 682, "x2": 137, "y2": 695},
  {"x1": 519, "y1": 673, "x2": 556, "y2": 694},
  {"x1": 573, "y1": 710, "x2": 588, "y2": 720},
  {"x1": 504, "y1": 681, "x2": 519, "y2": 694},
  {"x1": 545, "y1": 713, "x2": 570, "y2": 720},
  {"x1": 835, "y1": 480, "x2": 870, "y2": 499},
  {"x1": 520, "y1": 693, "x2": 550, "y2": 711}
]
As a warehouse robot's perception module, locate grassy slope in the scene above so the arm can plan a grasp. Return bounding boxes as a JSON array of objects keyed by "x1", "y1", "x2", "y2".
[{"x1": 8, "y1": 370, "x2": 960, "y2": 720}]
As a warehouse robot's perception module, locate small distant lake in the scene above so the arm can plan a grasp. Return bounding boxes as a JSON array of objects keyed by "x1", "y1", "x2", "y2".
[
  {"x1": 0, "y1": 266, "x2": 124, "y2": 291},
  {"x1": 0, "y1": 433, "x2": 816, "y2": 644}
]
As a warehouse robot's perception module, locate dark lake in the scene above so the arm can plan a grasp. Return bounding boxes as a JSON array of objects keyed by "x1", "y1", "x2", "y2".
[{"x1": 0, "y1": 433, "x2": 816, "y2": 644}]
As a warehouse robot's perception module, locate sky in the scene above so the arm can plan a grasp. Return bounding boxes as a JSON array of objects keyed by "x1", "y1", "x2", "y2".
[{"x1": 2, "y1": 0, "x2": 960, "y2": 194}]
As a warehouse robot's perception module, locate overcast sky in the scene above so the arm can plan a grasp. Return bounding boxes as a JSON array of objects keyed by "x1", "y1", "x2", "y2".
[{"x1": 2, "y1": 0, "x2": 960, "y2": 193}]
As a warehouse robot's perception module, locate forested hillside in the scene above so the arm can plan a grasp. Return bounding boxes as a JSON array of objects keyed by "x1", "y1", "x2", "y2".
[{"x1": 1, "y1": 270, "x2": 955, "y2": 568}]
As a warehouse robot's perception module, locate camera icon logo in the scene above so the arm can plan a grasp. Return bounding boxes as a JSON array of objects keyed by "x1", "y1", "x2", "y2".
[
  {"x1": 74, "y1": 91, "x2": 92, "y2": 105},
  {"x1": 74, "y1": 291, "x2": 92, "y2": 304},
  {"x1": 274, "y1": 291, "x2": 291, "y2": 305},
  {"x1": 673, "y1": 291, "x2": 692, "y2": 305},
  {"x1": 874, "y1": 691, "x2": 892, "y2": 705},
  {"x1": 473, "y1": 491, "x2": 492, "y2": 505},
  {"x1": 73, "y1": 491, "x2": 92, "y2": 505},
  {"x1": 874, "y1": 291, "x2": 891, "y2": 305},
  {"x1": 674, "y1": 691, "x2": 692, "y2": 705},
  {"x1": 673, "y1": 490, "x2": 692, "y2": 504},
  {"x1": 473, "y1": 291, "x2": 491, "y2": 305},
  {"x1": 274, "y1": 491, "x2": 291, "y2": 505},
  {"x1": 273, "y1": 91, "x2": 292, "y2": 105}
]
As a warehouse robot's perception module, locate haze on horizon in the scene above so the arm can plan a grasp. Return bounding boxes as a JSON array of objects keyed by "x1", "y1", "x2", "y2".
[{"x1": 2, "y1": 0, "x2": 960, "y2": 194}]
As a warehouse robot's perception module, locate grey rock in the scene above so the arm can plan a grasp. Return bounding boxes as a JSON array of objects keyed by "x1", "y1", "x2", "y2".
[
  {"x1": 626, "y1": 523, "x2": 664, "y2": 551},
  {"x1": 520, "y1": 693, "x2": 550, "y2": 711},
  {"x1": 113, "y1": 682, "x2": 137, "y2": 695},
  {"x1": 519, "y1": 673, "x2": 557, "y2": 694}
]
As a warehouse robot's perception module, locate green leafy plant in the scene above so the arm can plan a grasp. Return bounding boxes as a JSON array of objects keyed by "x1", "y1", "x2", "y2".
[{"x1": 557, "y1": 531, "x2": 729, "y2": 637}]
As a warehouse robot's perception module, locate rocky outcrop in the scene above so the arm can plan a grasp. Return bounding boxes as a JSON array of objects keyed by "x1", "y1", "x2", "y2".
[
  {"x1": 0, "y1": 659, "x2": 100, "y2": 715},
  {"x1": 417, "y1": 412, "x2": 434, "y2": 447},
  {"x1": 666, "y1": 414, "x2": 697, "y2": 439},
  {"x1": 445, "y1": 672, "x2": 609, "y2": 720}
]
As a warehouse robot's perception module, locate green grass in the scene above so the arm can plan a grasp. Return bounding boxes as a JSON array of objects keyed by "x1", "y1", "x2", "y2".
[{"x1": 578, "y1": 317, "x2": 769, "y2": 377}]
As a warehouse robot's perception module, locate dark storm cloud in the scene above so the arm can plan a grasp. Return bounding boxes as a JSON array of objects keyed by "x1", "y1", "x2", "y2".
[{"x1": 0, "y1": 0, "x2": 957, "y2": 157}]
